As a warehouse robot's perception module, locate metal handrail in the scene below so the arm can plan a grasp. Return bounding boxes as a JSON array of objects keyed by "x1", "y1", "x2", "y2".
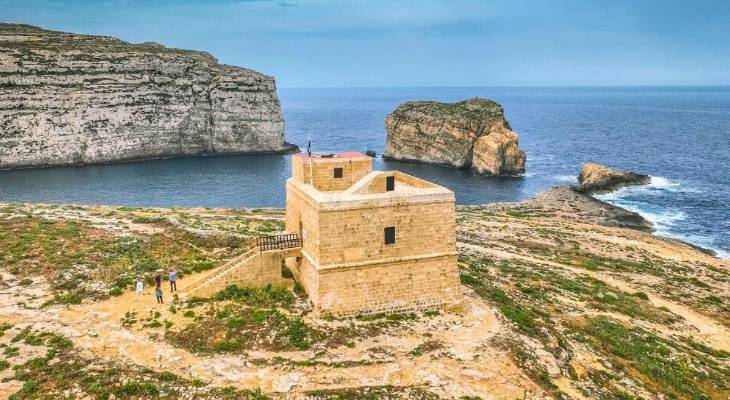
[{"x1": 256, "y1": 233, "x2": 302, "y2": 251}]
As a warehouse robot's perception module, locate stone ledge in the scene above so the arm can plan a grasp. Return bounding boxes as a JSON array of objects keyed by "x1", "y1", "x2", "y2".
[{"x1": 300, "y1": 249, "x2": 458, "y2": 272}]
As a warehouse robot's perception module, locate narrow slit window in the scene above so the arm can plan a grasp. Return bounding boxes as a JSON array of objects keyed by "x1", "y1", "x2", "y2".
[
  {"x1": 333, "y1": 167, "x2": 343, "y2": 178},
  {"x1": 386, "y1": 176, "x2": 395, "y2": 191},
  {"x1": 384, "y1": 226, "x2": 396, "y2": 245}
]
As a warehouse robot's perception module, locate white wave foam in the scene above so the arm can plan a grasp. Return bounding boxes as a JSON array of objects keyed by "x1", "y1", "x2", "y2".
[
  {"x1": 595, "y1": 186, "x2": 630, "y2": 201},
  {"x1": 597, "y1": 193, "x2": 729, "y2": 259},
  {"x1": 601, "y1": 198, "x2": 687, "y2": 230},
  {"x1": 594, "y1": 176, "x2": 724, "y2": 258},
  {"x1": 715, "y1": 248, "x2": 730, "y2": 259},
  {"x1": 597, "y1": 176, "x2": 692, "y2": 201},
  {"x1": 647, "y1": 176, "x2": 681, "y2": 191},
  {"x1": 554, "y1": 175, "x2": 576, "y2": 183}
]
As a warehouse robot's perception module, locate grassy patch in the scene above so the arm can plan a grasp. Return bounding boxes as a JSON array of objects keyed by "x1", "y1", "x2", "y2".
[
  {"x1": 0, "y1": 323, "x2": 13, "y2": 337},
  {"x1": 168, "y1": 285, "x2": 414, "y2": 354},
  {"x1": 0, "y1": 214, "x2": 248, "y2": 303},
  {"x1": 302, "y1": 385, "x2": 442, "y2": 399},
  {"x1": 576, "y1": 316, "x2": 730, "y2": 400},
  {"x1": 7, "y1": 331, "x2": 274, "y2": 400},
  {"x1": 168, "y1": 305, "x2": 312, "y2": 352}
]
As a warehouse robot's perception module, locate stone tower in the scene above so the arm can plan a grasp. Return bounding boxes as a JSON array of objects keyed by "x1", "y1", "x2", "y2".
[{"x1": 285, "y1": 152, "x2": 463, "y2": 317}]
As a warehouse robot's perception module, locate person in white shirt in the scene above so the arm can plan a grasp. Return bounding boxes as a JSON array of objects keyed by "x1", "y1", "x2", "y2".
[
  {"x1": 135, "y1": 279, "x2": 144, "y2": 300},
  {"x1": 169, "y1": 270, "x2": 178, "y2": 292}
]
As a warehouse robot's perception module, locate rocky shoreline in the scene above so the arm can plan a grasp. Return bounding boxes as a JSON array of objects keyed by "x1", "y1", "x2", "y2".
[
  {"x1": 536, "y1": 162, "x2": 719, "y2": 257},
  {"x1": 0, "y1": 142, "x2": 300, "y2": 171}
]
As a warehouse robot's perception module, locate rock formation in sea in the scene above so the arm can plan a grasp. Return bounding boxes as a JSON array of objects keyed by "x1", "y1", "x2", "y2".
[
  {"x1": 577, "y1": 163, "x2": 650, "y2": 192},
  {"x1": 532, "y1": 185, "x2": 653, "y2": 232},
  {"x1": 0, "y1": 24, "x2": 293, "y2": 169},
  {"x1": 383, "y1": 97, "x2": 526, "y2": 176}
]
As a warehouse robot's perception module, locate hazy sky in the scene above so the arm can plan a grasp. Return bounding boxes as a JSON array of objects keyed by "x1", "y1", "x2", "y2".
[{"x1": 3, "y1": 0, "x2": 730, "y2": 87}]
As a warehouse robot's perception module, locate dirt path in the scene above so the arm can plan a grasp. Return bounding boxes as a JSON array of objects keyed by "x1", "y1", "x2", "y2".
[{"x1": 0, "y1": 270, "x2": 542, "y2": 399}]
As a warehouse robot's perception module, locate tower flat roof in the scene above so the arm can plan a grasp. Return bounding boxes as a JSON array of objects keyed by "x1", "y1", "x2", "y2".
[
  {"x1": 287, "y1": 170, "x2": 454, "y2": 210},
  {"x1": 294, "y1": 151, "x2": 370, "y2": 161}
]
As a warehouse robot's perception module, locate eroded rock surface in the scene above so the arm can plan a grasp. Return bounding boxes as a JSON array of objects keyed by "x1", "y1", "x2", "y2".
[
  {"x1": 383, "y1": 98, "x2": 526, "y2": 176},
  {"x1": 577, "y1": 163, "x2": 650, "y2": 192},
  {"x1": 0, "y1": 23, "x2": 292, "y2": 169},
  {"x1": 531, "y1": 185, "x2": 653, "y2": 232}
]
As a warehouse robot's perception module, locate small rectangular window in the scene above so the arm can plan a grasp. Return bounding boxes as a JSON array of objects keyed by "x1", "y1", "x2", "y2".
[
  {"x1": 334, "y1": 167, "x2": 343, "y2": 178},
  {"x1": 386, "y1": 176, "x2": 395, "y2": 191},
  {"x1": 384, "y1": 226, "x2": 396, "y2": 245}
]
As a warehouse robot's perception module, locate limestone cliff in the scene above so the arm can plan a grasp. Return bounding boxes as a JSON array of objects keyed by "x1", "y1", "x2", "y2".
[
  {"x1": 383, "y1": 98, "x2": 526, "y2": 176},
  {"x1": 577, "y1": 163, "x2": 650, "y2": 192},
  {"x1": 0, "y1": 24, "x2": 292, "y2": 169}
]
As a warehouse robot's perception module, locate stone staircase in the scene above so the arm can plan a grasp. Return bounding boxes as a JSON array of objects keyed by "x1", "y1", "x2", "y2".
[
  {"x1": 178, "y1": 233, "x2": 302, "y2": 301},
  {"x1": 178, "y1": 247, "x2": 260, "y2": 300}
]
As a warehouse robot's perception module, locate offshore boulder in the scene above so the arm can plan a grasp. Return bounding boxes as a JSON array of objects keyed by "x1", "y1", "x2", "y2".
[
  {"x1": 0, "y1": 24, "x2": 293, "y2": 169},
  {"x1": 383, "y1": 98, "x2": 526, "y2": 176},
  {"x1": 577, "y1": 163, "x2": 650, "y2": 192}
]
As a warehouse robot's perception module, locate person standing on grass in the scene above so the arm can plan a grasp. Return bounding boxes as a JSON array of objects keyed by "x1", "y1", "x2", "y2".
[
  {"x1": 155, "y1": 285, "x2": 164, "y2": 304},
  {"x1": 169, "y1": 269, "x2": 177, "y2": 292},
  {"x1": 135, "y1": 279, "x2": 144, "y2": 300}
]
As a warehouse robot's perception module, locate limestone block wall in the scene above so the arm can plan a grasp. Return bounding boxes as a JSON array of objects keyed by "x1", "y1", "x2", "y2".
[
  {"x1": 285, "y1": 181, "x2": 322, "y2": 261},
  {"x1": 186, "y1": 251, "x2": 290, "y2": 298},
  {"x1": 351, "y1": 171, "x2": 437, "y2": 195},
  {"x1": 286, "y1": 255, "x2": 320, "y2": 302},
  {"x1": 357, "y1": 173, "x2": 390, "y2": 194},
  {"x1": 317, "y1": 200, "x2": 456, "y2": 266},
  {"x1": 315, "y1": 254, "x2": 462, "y2": 317},
  {"x1": 291, "y1": 155, "x2": 372, "y2": 191}
]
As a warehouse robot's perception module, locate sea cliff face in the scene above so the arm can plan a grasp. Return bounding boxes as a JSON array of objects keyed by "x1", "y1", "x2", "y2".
[
  {"x1": 383, "y1": 98, "x2": 526, "y2": 176},
  {"x1": 0, "y1": 24, "x2": 291, "y2": 169}
]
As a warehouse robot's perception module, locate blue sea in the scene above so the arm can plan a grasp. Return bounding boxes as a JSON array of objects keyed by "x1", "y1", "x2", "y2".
[{"x1": 0, "y1": 87, "x2": 728, "y2": 257}]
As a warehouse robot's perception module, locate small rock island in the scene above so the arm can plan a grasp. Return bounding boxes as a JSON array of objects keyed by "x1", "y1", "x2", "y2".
[
  {"x1": 383, "y1": 98, "x2": 526, "y2": 176},
  {"x1": 577, "y1": 163, "x2": 651, "y2": 192},
  {"x1": 0, "y1": 24, "x2": 293, "y2": 169}
]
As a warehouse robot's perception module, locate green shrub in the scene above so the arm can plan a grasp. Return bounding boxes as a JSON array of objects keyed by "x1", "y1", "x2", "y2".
[
  {"x1": 9, "y1": 379, "x2": 38, "y2": 399},
  {"x1": 191, "y1": 378, "x2": 207, "y2": 387},
  {"x1": 0, "y1": 323, "x2": 13, "y2": 337},
  {"x1": 113, "y1": 380, "x2": 159, "y2": 396},
  {"x1": 159, "y1": 371, "x2": 179, "y2": 381},
  {"x1": 191, "y1": 261, "x2": 214, "y2": 273},
  {"x1": 632, "y1": 291, "x2": 650, "y2": 301},
  {"x1": 213, "y1": 284, "x2": 293, "y2": 307},
  {"x1": 55, "y1": 292, "x2": 82, "y2": 304},
  {"x1": 285, "y1": 317, "x2": 310, "y2": 350},
  {"x1": 3, "y1": 346, "x2": 19, "y2": 357}
]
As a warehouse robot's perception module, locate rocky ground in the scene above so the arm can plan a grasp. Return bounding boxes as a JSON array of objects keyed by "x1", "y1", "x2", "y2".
[{"x1": 0, "y1": 192, "x2": 728, "y2": 399}]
